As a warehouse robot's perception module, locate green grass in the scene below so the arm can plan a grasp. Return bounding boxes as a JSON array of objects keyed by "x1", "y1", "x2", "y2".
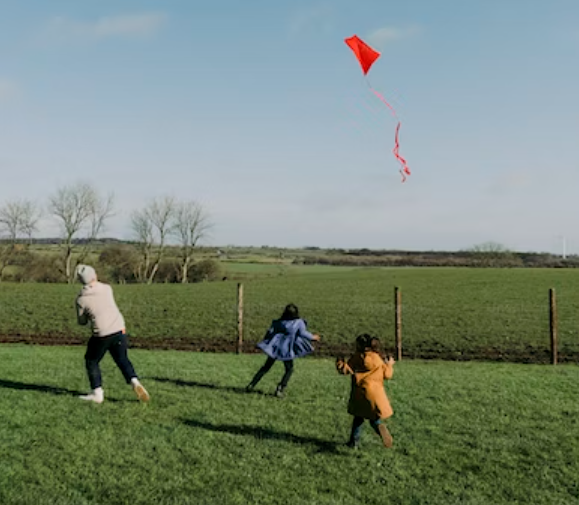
[
  {"x1": 1, "y1": 268, "x2": 579, "y2": 357},
  {"x1": 223, "y1": 262, "x2": 365, "y2": 278},
  {"x1": 0, "y1": 345, "x2": 577, "y2": 504}
]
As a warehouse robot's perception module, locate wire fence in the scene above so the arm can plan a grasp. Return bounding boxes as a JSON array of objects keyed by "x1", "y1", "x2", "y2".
[
  {"x1": 235, "y1": 284, "x2": 579, "y2": 364},
  {"x1": 0, "y1": 277, "x2": 578, "y2": 363}
]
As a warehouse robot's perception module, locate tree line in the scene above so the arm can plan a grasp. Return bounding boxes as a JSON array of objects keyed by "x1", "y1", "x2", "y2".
[{"x1": 0, "y1": 182, "x2": 211, "y2": 284}]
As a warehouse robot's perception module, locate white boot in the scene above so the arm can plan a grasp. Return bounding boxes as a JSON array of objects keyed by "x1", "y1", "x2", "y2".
[
  {"x1": 80, "y1": 387, "x2": 104, "y2": 404},
  {"x1": 131, "y1": 378, "x2": 150, "y2": 402}
]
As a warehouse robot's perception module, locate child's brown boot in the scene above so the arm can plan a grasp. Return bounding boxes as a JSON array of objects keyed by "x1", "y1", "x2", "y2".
[{"x1": 378, "y1": 424, "x2": 393, "y2": 448}]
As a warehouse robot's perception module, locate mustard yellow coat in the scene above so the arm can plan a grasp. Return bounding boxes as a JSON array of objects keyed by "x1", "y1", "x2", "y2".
[{"x1": 337, "y1": 351, "x2": 394, "y2": 420}]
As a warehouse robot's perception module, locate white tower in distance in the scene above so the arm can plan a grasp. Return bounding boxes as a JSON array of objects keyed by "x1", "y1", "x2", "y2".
[{"x1": 562, "y1": 235, "x2": 567, "y2": 259}]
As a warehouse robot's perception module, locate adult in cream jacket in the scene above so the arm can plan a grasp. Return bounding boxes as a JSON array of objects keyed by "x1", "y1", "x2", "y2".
[{"x1": 76, "y1": 264, "x2": 149, "y2": 404}]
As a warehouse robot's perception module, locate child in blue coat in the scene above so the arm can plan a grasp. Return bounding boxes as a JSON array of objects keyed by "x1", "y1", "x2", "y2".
[{"x1": 246, "y1": 304, "x2": 320, "y2": 397}]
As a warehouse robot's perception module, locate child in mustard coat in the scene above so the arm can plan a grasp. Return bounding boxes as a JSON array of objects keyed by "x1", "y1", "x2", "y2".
[{"x1": 336, "y1": 334, "x2": 395, "y2": 449}]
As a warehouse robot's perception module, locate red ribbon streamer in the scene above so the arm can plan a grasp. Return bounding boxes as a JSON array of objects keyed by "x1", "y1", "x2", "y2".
[{"x1": 366, "y1": 79, "x2": 411, "y2": 182}]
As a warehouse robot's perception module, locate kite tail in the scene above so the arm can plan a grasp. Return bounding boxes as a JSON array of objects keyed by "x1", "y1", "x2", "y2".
[
  {"x1": 393, "y1": 121, "x2": 411, "y2": 182},
  {"x1": 366, "y1": 81, "x2": 398, "y2": 120},
  {"x1": 365, "y1": 78, "x2": 411, "y2": 182}
]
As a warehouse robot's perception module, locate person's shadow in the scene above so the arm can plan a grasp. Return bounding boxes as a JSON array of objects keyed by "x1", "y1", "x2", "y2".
[
  {"x1": 148, "y1": 376, "x2": 269, "y2": 396},
  {"x1": 0, "y1": 379, "x2": 121, "y2": 402},
  {"x1": 0, "y1": 379, "x2": 84, "y2": 396},
  {"x1": 182, "y1": 419, "x2": 341, "y2": 454}
]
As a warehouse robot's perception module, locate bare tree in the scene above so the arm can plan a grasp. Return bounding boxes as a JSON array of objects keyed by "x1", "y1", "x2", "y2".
[
  {"x1": 130, "y1": 196, "x2": 176, "y2": 284},
  {"x1": 470, "y1": 241, "x2": 510, "y2": 254},
  {"x1": 18, "y1": 200, "x2": 41, "y2": 244},
  {"x1": 469, "y1": 241, "x2": 514, "y2": 267},
  {"x1": 173, "y1": 201, "x2": 211, "y2": 283},
  {"x1": 0, "y1": 199, "x2": 41, "y2": 280},
  {"x1": 49, "y1": 182, "x2": 114, "y2": 283},
  {"x1": 130, "y1": 209, "x2": 155, "y2": 283},
  {"x1": 0, "y1": 202, "x2": 20, "y2": 242}
]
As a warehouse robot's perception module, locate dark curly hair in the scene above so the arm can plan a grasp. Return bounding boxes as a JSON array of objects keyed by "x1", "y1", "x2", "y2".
[
  {"x1": 369, "y1": 336, "x2": 381, "y2": 353},
  {"x1": 280, "y1": 303, "x2": 300, "y2": 320},
  {"x1": 355, "y1": 334, "x2": 372, "y2": 352},
  {"x1": 354, "y1": 334, "x2": 383, "y2": 355}
]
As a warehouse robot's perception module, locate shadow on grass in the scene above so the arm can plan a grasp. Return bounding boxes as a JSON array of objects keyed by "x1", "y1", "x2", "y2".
[
  {"x1": 0, "y1": 379, "x2": 123, "y2": 402},
  {"x1": 0, "y1": 379, "x2": 85, "y2": 396},
  {"x1": 148, "y1": 376, "x2": 270, "y2": 396},
  {"x1": 183, "y1": 419, "x2": 341, "y2": 454}
]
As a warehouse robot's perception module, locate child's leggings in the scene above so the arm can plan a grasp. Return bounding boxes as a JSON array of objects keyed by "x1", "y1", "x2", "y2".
[
  {"x1": 249, "y1": 357, "x2": 294, "y2": 389},
  {"x1": 349, "y1": 416, "x2": 381, "y2": 443}
]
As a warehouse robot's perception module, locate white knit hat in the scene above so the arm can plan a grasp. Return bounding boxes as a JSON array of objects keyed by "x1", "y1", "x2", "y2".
[{"x1": 76, "y1": 264, "x2": 97, "y2": 285}]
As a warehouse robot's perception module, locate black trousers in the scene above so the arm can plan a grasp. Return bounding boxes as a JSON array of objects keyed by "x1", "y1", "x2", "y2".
[
  {"x1": 85, "y1": 332, "x2": 137, "y2": 389},
  {"x1": 249, "y1": 357, "x2": 294, "y2": 389}
]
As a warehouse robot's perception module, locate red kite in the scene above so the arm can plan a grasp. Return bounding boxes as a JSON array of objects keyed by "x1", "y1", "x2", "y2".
[
  {"x1": 344, "y1": 35, "x2": 380, "y2": 75},
  {"x1": 345, "y1": 34, "x2": 411, "y2": 182}
]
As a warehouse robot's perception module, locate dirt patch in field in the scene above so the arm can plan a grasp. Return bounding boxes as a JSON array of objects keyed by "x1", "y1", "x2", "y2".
[{"x1": 1, "y1": 334, "x2": 577, "y2": 364}]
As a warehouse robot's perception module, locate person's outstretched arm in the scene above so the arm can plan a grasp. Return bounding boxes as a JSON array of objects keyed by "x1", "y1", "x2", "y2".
[
  {"x1": 297, "y1": 319, "x2": 320, "y2": 341},
  {"x1": 336, "y1": 356, "x2": 354, "y2": 375},
  {"x1": 76, "y1": 297, "x2": 89, "y2": 326},
  {"x1": 382, "y1": 356, "x2": 395, "y2": 380}
]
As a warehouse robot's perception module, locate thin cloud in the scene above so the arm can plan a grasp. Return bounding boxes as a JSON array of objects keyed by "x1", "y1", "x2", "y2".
[
  {"x1": 45, "y1": 12, "x2": 167, "y2": 42},
  {"x1": 288, "y1": 3, "x2": 333, "y2": 36},
  {"x1": 366, "y1": 25, "x2": 421, "y2": 49},
  {"x1": 486, "y1": 171, "x2": 532, "y2": 195}
]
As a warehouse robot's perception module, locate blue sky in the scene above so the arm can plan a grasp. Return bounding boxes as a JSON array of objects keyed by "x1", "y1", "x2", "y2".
[{"x1": 0, "y1": 0, "x2": 577, "y2": 252}]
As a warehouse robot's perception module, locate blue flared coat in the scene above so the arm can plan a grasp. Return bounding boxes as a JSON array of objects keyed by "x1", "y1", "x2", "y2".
[{"x1": 257, "y1": 318, "x2": 315, "y2": 361}]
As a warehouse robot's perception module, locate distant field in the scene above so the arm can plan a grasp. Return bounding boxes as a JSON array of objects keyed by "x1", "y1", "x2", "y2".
[
  {"x1": 0, "y1": 346, "x2": 577, "y2": 505},
  {"x1": 222, "y1": 262, "x2": 365, "y2": 277},
  {"x1": 1, "y1": 268, "x2": 578, "y2": 361}
]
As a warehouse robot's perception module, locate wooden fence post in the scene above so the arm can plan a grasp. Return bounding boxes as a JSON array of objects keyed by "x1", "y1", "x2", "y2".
[
  {"x1": 395, "y1": 286, "x2": 402, "y2": 361},
  {"x1": 549, "y1": 288, "x2": 557, "y2": 365},
  {"x1": 237, "y1": 283, "x2": 244, "y2": 354}
]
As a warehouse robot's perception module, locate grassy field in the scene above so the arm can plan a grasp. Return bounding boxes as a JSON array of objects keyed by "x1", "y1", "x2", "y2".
[
  {"x1": 222, "y1": 262, "x2": 366, "y2": 279},
  {"x1": 1, "y1": 267, "x2": 579, "y2": 359},
  {"x1": 0, "y1": 345, "x2": 577, "y2": 504}
]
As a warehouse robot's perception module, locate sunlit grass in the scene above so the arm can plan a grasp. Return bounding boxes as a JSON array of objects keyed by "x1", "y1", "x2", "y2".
[{"x1": 0, "y1": 345, "x2": 577, "y2": 504}]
